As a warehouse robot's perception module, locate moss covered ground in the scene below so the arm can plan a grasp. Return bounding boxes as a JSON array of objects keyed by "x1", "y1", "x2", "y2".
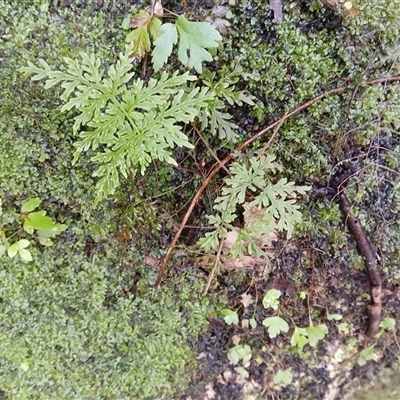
[{"x1": 1, "y1": 0, "x2": 400, "y2": 399}]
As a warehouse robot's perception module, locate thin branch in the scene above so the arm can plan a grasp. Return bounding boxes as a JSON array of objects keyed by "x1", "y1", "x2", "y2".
[
  {"x1": 150, "y1": 0, "x2": 156, "y2": 17},
  {"x1": 338, "y1": 193, "x2": 382, "y2": 337},
  {"x1": 256, "y1": 111, "x2": 288, "y2": 160},
  {"x1": 192, "y1": 124, "x2": 231, "y2": 175},
  {"x1": 203, "y1": 238, "x2": 224, "y2": 295}
]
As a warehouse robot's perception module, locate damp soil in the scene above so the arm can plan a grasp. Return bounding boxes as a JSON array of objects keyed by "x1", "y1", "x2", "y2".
[{"x1": 179, "y1": 232, "x2": 400, "y2": 400}]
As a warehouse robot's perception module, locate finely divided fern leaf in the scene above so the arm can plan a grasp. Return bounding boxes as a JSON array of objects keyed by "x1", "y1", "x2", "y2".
[
  {"x1": 21, "y1": 45, "x2": 214, "y2": 204},
  {"x1": 199, "y1": 154, "x2": 310, "y2": 256},
  {"x1": 199, "y1": 67, "x2": 255, "y2": 142}
]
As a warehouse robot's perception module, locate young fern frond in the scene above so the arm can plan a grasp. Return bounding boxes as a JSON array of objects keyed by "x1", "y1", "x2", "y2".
[
  {"x1": 21, "y1": 45, "x2": 214, "y2": 204},
  {"x1": 199, "y1": 154, "x2": 310, "y2": 259}
]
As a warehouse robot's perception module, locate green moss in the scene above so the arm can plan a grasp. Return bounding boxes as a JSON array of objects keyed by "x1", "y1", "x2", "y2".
[{"x1": 0, "y1": 236, "x2": 213, "y2": 399}]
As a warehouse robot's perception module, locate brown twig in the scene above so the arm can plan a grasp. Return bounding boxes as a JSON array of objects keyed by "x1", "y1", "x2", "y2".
[
  {"x1": 338, "y1": 194, "x2": 382, "y2": 337},
  {"x1": 192, "y1": 124, "x2": 231, "y2": 175},
  {"x1": 256, "y1": 111, "x2": 288, "y2": 160},
  {"x1": 153, "y1": 74, "x2": 400, "y2": 290},
  {"x1": 150, "y1": 0, "x2": 156, "y2": 17},
  {"x1": 203, "y1": 238, "x2": 224, "y2": 295},
  {"x1": 348, "y1": 48, "x2": 380, "y2": 107}
]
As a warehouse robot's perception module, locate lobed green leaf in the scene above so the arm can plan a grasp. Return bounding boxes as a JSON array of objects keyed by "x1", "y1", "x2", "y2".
[
  {"x1": 175, "y1": 15, "x2": 222, "y2": 73},
  {"x1": 152, "y1": 23, "x2": 178, "y2": 71}
]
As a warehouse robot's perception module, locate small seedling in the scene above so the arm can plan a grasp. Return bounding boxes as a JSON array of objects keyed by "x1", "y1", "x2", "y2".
[
  {"x1": 0, "y1": 198, "x2": 66, "y2": 262},
  {"x1": 221, "y1": 308, "x2": 239, "y2": 325},
  {"x1": 274, "y1": 369, "x2": 293, "y2": 386}
]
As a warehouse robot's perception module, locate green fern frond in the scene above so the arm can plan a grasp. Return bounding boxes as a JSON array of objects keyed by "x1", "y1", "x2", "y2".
[
  {"x1": 199, "y1": 66, "x2": 255, "y2": 142},
  {"x1": 199, "y1": 155, "x2": 310, "y2": 257},
  {"x1": 21, "y1": 46, "x2": 214, "y2": 204}
]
